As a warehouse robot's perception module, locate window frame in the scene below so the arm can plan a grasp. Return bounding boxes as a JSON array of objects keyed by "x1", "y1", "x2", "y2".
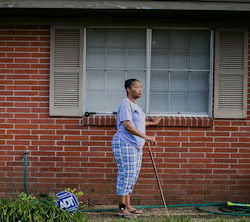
[{"x1": 82, "y1": 26, "x2": 214, "y2": 117}]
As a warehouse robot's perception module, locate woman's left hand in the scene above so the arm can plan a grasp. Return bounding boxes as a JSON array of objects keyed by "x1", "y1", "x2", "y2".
[{"x1": 152, "y1": 117, "x2": 162, "y2": 126}]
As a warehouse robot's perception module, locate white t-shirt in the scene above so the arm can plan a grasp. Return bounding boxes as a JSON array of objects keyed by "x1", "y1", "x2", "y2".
[{"x1": 116, "y1": 98, "x2": 146, "y2": 149}]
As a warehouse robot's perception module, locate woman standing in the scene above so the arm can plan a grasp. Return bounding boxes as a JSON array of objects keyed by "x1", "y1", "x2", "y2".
[{"x1": 112, "y1": 79, "x2": 162, "y2": 219}]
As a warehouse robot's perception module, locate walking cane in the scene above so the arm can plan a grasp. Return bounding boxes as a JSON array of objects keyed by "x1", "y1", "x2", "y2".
[{"x1": 148, "y1": 142, "x2": 170, "y2": 217}]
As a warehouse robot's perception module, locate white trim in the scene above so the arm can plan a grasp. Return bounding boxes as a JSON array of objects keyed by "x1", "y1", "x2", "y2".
[
  {"x1": 146, "y1": 28, "x2": 152, "y2": 114},
  {"x1": 208, "y1": 29, "x2": 214, "y2": 117},
  {"x1": 243, "y1": 29, "x2": 248, "y2": 118},
  {"x1": 49, "y1": 25, "x2": 55, "y2": 116},
  {"x1": 147, "y1": 113, "x2": 210, "y2": 117},
  {"x1": 82, "y1": 28, "x2": 87, "y2": 114},
  {"x1": 85, "y1": 26, "x2": 212, "y2": 30}
]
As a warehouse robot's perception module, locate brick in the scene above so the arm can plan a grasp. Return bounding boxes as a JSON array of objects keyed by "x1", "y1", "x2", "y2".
[
  {"x1": 206, "y1": 153, "x2": 229, "y2": 158},
  {"x1": 0, "y1": 36, "x2": 14, "y2": 40},
  {"x1": 188, "y1": 169, "x2": 212, "y2": 174},
  {"x1": 7, "y1": 53, "x2": 31, "y2": 57},
  {"x1": 213, "y1": 169, "x2": 237, "y2": 174},
  {"x1": 239, "y1": 137, "x2": 250, "y2": 142},
  {"x1": 57, "y1": 141, "x2": 80, "y2": 146},
  {"x1": 214, "y1": 148, "x2": 237, "y2": 153},
  {"x1": 232, "y1": 132, "x2": 250, "y2": 137},
  {"x1": 56, "y1": 130, "x2": 80, "y2": 135},
  {"x1": 215, "y1": 127, "x2": 238, "y2": 131},
  {"x1": 232, "y1": 143, "x2": 250, "y2": 147},
  {"x1": 182, "y1": 153, "x2": 205, "y2": 158},
  {"x1": 207, "y1": 142, "x2": 230, "y2": 147},
  {"x1": 231, "y1": 164, "x2": 250, "y2": 168},
  {"x1": 239, "y1": 127, "x2": 250, "y2": 131},
  {"x1": 14, "y1": 36, "x2": 38, "y2": 41},
  {"x1": 214, "y1": 159, "x2": 237, "y2": 163},
  {"x1": 15, "y1": 124, "x2": 38, "y2": 129},
  {"x1": 215, "y1": 137, "x2": 237, "y2": 142},
  {"x1": 30, "y1": 31, "x2": 50, "y2": 35},
  {"x1": 182, "y1": 142, "x2": 206, "y2": 147},
  {"x1": 15, "y1": 135, "x2": 38, "y2": 140},
  {"x1": 214, "y1": 121, "x2": 231, "y2": 126},
  {"x1": 40, "y1": 135, "x2": 63, "y2": 140},
  {"x1": 0, "y1": 58, "x2": 13, "y2": 63},
  {"x1": 182, "y1": 132, "x2": 205, "y2": 136},
  {"x1": 15, "y1": 58, "x2": 38, "y2": 63},
  {"x1": 190, "y1": 137, "x2": 213, "y2": 142},
  {"x1": 40, "y1": 125, "x2": 63, "y2": 129}
]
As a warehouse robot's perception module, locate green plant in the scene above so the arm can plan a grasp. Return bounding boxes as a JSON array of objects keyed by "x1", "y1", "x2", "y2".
[{"x1": 0, "y1": 192, "x2": 89, "y2": 222}]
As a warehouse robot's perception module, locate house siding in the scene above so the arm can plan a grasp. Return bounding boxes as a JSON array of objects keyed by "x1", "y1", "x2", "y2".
[{"x1": 0, "y1": 24, "x2": 250, "y2": 205}]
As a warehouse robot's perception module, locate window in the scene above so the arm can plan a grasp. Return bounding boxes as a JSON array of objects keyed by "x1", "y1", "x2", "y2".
[
  {"x1": 85, "y1": 28, "x2": 212, "y2": 116},
  {"x1": 50, "y1": 26, "x2": 247, "y2": 119}
]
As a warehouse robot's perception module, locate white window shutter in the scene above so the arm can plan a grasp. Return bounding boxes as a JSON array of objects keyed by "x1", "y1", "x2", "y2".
[
  {"x1": 50, "y1": 26, "x2": 84, "y2": 116},
  {"x1": 214, "y1": 29, "x2": 248, "y2": 118}
]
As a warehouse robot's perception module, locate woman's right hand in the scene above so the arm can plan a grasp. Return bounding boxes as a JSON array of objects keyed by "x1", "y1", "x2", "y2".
[{"x1": 145, "y1": 136, "x2": 156, "y2": 145}]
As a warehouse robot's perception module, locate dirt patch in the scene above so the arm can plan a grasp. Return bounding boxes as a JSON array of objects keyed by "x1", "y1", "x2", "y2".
[{"x1": 84, "y1": 205, "x2": 248, "y2": 222}]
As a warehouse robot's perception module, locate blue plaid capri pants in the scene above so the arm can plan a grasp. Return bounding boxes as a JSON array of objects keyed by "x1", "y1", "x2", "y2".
[{"x1": 112, "y1": 134, "x2": 143, "y2": 196}]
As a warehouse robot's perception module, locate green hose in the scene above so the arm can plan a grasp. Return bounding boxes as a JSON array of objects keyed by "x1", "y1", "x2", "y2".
[
  {"x1": 81, "y1": 202, "x2": 224, "y2": 212},
  {"x1": 24, "y1": 151, "x2": 29, "y2": 196},
  {"x1": 81, "y1": 202, "x2": 250, "y2": 216},
  {"x1": 23, "y1": 153, "x2": 249, "y2": 216}
]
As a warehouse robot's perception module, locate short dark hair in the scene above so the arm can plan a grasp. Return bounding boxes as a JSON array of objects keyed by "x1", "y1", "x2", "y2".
[{"x1": 124, "y1": 79, "x2": 139, "y2": 96}]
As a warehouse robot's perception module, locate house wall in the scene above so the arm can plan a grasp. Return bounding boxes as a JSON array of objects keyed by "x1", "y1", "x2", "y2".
[{"x1": 0, "y1": 24, "x2": 250, "y2": 205}]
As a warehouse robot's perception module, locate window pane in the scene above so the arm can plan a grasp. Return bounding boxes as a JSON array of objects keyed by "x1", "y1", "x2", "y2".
[
  {"x1": 150, "y1": 71, "x2": 169, "y2": 113},
  {"x1": 86, "y1": 69, "x2": 104, "y2": 90},
  {"x1": 190, "y1": 72, "x2": 209, "y2": 91},
  {"x1": 106, "y1": 29, "x2": 125, "y2": 48},
  {"x1": 106, "y1": 90, "x2": 126, "y2": 112},
  {"x1": 86, "y1": 91, "x2": 105, "y2": 112},
  {"x1": 107, "y1": 49, "x2": 126, "y2": 69},
  {"x1": 171, "y1": 50, "x2": 189, "y2": 69},
  {"x1": 152, "y1": 30, "x2": 170, "y2": 69},
  {"x1": 151, "y1": 70, "x2": 169, "y2": 92},
  {"x1": 150, "y1": 92, "x2": 169, "y2": 113},
  {"x1": 106, "y1": 70, "x2": 125, "y2": 90},
  {"x1": 170, "y1": 71, "x2": 189, "y2": 91},
  {"x1": 151, "y1": 49, "x2": 169, "y2": 69},
  {"x1": 127, "y1": 29, "x2": 146, "y2": 49},
  {"x1": 87, "y1": 29, "x2": 105, "y2": 48},
  {"x1": 190, "y1": 92, "x2": 208, "y2": 112},
  {"x1": 190, "y1": 30, "x2": 210, "y2": 49},
  {"x1": 86, "y1": 28, "x2": 146, "y2": 113},
  {"x1": 152, "y1": 30, "x2": 170, "y2": 49},
  {"x1": 190, "y1": 72, "x2": 209, "y2": 112},
  {"x1": 169, "y1": 72, "x2": 189, "y2": 112},
  {"x1": 170, "y1": 91, "x2": 189, "y2": 112},
  {"x1": 171, "y1": 30, "x2": 189, "y2": 49},
  {"x1": 191, "y1": 50, "x2": 210, "y2": 69},
  {"x1": 127, "y1": 49, "x2": 146, "y2": 69},
  {"x1": 86, "y1": 48, "x2": 105, "y2": 68}
]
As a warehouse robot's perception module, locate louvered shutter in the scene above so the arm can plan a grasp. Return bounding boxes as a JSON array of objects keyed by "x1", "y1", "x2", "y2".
[
  {"x1": 50, "y1": 26, "x2": 84, "y2": 116},
  {"x1": 214, "y1": 29, "x2": 248, "y2": 118}
]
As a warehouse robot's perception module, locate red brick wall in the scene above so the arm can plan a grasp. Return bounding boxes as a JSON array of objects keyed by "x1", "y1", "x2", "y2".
[{"x1": 0, "y1": 25, "x2": 250, "y2": 205}]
